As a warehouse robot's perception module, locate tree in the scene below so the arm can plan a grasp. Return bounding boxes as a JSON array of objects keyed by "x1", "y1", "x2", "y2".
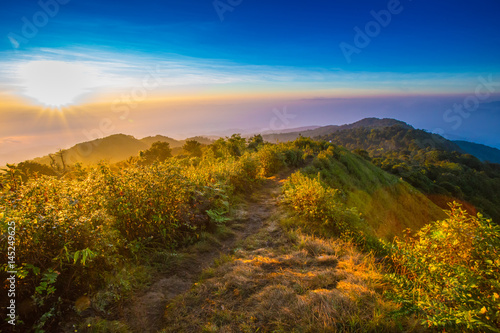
[
  {"x1": 248, "y1": 134, "x2": 264, "y2": 151},
  {"x1": 227, "y1": 134, "x2": 246, "y2": 157},
  {"x1": 49, "y1": 149, "x2": 67, "y2": 173},
  {"x1": 183, "y1": 140, "x2": 202, "y2": 158},
  {"x1": 139, "y1": 141, "x2": 172, "y2": 164},
  {"x1": 16, "y1": 161, "x2": 58, "y2": 180}
]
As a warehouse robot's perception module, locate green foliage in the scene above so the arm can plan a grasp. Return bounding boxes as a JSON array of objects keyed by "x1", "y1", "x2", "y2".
[
  {"x1": 183, "y1": 139, "x2": 203, "y2": 158},
  {"x1": 99, "y1": 163, "x2": 202, "y2": 244},
  {"x1": 257, "y1": 145, "x2": 286, "y2": 177},
  {"x1": 0, "y1": 141, "x2": 303, "y2": 331},
  {"x1": 0, "y1": 163, "x2": 24, "y2": 191},
  {"x1": 139, "y1": 141, "x2": 172, "y2": 164},
  {"x1": 207, "y1": 135, "x2": 247, "y2": 158},
  {"x1": 16, "y1": 161, "x2": 58, "y2": 180},
  {"x1": 385, "y1": 203, "x2": 500, "y2": 332},
  {"x1": 247, "y1": 134, "x2": 264, "y2": 151},
  {"x1": 281, "y1": 171, "x2": 362, "y2": 242},
  {"x1": 319, "y1": 125, "x2": 500, "y2": 224}
]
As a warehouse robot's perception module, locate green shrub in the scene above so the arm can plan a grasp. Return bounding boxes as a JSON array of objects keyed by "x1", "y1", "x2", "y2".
[
  {"x1": 281, "y1": 172, "x2": 360, "y2": 239},
  {"x1": 0, "y1": 143, "x2": 302, "y2": 331},
  {"x1": 385, "y1": 202, "x2": 500, "y2": 332},
  {"x1": 257, "y1": 145, "x2": 286, "y2": 177}
]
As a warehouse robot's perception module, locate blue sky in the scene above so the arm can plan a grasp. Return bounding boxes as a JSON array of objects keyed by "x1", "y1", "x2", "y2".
[
  {"x1": 2, "y1": 0, "x2": 500, "y2": 70},
  {"x1": 0, "y1": 0, "x2": 499, "y2": 164}
]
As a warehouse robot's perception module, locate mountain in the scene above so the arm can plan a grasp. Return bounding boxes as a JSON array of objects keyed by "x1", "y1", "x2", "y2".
[
  {"x1": 454, "y1": 140, "x2": 500, "y2": 164},
  {"x1": 141, "y1": 135, "x2": 182, "y2": 148},
  {"x1": 32, "y1": 134, "x2": 213, "y2": 166},
  {"x1": 263, "y1": 117, "x2": 500, "y2": 166},
  {"x1": 259, "y1": 125, "x2": 321, "y2": 135},
  {"x1": 262, "y1": 118, "x2": 412, "y2": 142},
  {"x1": 33, "y1": 134, "x2": 149, "y2": 166},
  {"x1": 312, "y1": 125, "x2": 500, "y2": 223},
  {"x1": 319, "y1": 125, "x2": 464, "y2": 155}
]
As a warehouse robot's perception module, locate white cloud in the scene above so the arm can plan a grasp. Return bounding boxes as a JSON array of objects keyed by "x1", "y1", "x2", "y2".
[{"x1": 0, "y1": 46, "x2": 494, "y2": 104}]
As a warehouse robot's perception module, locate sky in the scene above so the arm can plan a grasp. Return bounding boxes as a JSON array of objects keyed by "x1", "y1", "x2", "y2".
[{"x1": 0, "y1": 0, "x2": 499, "y2": 164}]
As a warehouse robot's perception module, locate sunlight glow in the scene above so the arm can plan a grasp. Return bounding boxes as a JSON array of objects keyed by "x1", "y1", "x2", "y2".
[{"x1": 18, "y1": 61, "x2": 98, "y2": 107}]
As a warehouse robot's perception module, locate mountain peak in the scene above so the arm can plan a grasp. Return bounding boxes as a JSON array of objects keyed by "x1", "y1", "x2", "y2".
[{"x1": 350, "y1": 118, "x2": 413, "y2": 129}]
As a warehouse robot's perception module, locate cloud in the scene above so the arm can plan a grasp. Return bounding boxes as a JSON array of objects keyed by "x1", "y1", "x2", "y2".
[
  {"x1": 0, "y1": 47, "x2": 498, "y2": 106},
  {"x1": 0, "y1": 137, "x2": 22, "y2": 145}
]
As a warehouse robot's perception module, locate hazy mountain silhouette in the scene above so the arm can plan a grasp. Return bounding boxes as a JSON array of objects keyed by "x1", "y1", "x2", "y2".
[
  {"x1": 32, "y1": 134, "x2": 213, "y2": 165},
  {"x1": 454, "y1": 140, "x2": 500, "y2": 164}
]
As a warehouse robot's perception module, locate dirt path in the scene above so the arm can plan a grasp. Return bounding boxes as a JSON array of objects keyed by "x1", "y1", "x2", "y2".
[{"x1": 121, "y1": 174, "x2": 287, "y2": 333}]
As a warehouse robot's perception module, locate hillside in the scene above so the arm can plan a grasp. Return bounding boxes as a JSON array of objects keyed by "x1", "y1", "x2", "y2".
[
  {"x1": 258, "y1": 118, "x2": 500, "y2": 224},
  {"x1": 316, "y1": 126, "x2": 500, "y2": 223},
  {"x1": 293, "y1": 138, "x2": 446, "y2": 240},
  {"x1": 2, "y1": 135, "x2": 498, "y2": 332},
  {"x1": 32, "y1": 134, "x2": 213, "y2": 166},
  {"x1": 454, "y1": 140, "x2": 500, "y2": 164},
  {"x1": 262, "y1": 117, "x2": 412, "y2": 143},
  {"x1": 319, "y1": 125, "x2": 464, "y2": 155},
  {"x1": 263, "y1": 117, "x2": 500, "y2": 165},
  {"x1": 33, "y1": 134, "x2": 149, "y2": 165}
]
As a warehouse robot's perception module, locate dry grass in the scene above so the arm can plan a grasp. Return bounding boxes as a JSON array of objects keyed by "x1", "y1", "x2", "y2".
[{"x1": 161, "y1": 215, "x2": 422, "y2": 333}]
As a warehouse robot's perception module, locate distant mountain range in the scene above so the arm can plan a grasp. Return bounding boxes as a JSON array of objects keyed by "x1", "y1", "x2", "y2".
[
  {"x1": 28, "y1": 117, "x2": 499, "y2": 166},
  {"x1": 262, "y1": 118, "x2": 500, "y2": 164},
  {"x1": 453, "y1": 140, "x2": 500, "y2": 164},
  {"x1": 262, "y1": 118, "x2": 413, "y2": 143}
]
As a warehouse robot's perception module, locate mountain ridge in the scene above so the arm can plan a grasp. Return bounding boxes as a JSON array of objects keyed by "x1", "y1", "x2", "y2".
[
  {"x1": 454, "y1": 140, "x2": 500, "y2": 164},
  {"x1": 25, "y1": 117, "x2": 499, "y2": 167},
  {"x1": 32, "y1": 134, "x2": 213, "y2": 166}
]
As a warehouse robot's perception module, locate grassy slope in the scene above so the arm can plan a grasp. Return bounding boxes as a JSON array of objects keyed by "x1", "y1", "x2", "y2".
[{"x1": 304, "y1": 148, "x2": 446, "y2": 240}]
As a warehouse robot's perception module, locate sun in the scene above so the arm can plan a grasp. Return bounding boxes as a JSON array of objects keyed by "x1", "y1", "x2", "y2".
[{"x1": 18, "y1": 60, "x2": 96, "y2": 107}]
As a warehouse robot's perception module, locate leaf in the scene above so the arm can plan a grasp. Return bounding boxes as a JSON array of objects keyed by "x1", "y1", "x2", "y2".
[{"x1": 73, "y1": 251, "x2": 80, "y2": 264}]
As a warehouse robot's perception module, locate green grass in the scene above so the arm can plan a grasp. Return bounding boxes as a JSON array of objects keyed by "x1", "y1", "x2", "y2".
[{"x1": 300, "y1": 146, "x2": 446, "y2": 241}]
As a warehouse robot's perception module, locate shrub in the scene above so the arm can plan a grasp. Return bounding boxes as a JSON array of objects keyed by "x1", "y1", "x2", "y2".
[
  {"x1": 282, "y1": 147, "x2": 304, "y2": 167},
  {"x1": 257, "y1": 146, "x2": 286, "y2": 177},
  {"x1": 281, "y1": 172, "x2": 360, "y2": 239},
  {"x1": 385, "y1": 202, "x2": 500, "y2": 332}
]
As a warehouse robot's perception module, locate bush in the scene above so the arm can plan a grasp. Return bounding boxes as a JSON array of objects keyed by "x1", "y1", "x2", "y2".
[
  {"x1": 257, "y1": 146, "x2": 286, "y2": 177},
  {"x1": 281, "y1": 172, "x2": 360, "y2": 239},
  {"x1": 0, "y1": 142, "x2": 301, "y2": 331},
  {"x1": 282, "y1": 147, "x2": 304, "y2": 167},
  {"x1": 385, "y1": 202, "x2": 500, "y2": 332}
]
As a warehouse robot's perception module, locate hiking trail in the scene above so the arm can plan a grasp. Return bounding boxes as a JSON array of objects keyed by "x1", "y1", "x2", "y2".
[{"x1": 121, "y1": 174, "x2": 287, "y2": 333}]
